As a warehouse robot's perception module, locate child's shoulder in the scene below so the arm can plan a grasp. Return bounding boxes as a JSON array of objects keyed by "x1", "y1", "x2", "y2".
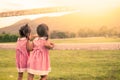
[
  {"x1": 33, "y1": 37, "x2": 39, "y2": 41},
  {"x1": 34, "y1": 37, "x2": 47, "y2": 41},
  {"x1": 17, "y1": 37, "x2": 27, "y2": 41},
  {"x1": 34, "y1": 37, "x2": 39, "y2": 41}
]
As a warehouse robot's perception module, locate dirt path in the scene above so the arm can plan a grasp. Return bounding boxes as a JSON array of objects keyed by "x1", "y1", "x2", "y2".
[
  {"x1": 54, "y1": 43, "x2": 120, "y2": 50},
  {"x1": 0, "y1": 43, "x2": 120, "y2": 50}
]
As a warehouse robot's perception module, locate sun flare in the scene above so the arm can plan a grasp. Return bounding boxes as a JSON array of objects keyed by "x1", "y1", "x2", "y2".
[
  {"x1": 63, "y1": 0, "x2": 120, "y2": 15},
  {"x1": 0, "y1": 0, "x2": 120, "y2": 28}
]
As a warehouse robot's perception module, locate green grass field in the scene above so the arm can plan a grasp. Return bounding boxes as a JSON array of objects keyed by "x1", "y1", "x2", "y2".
[
  {"x1": 0, "y1": 49, "x2": 120, "y2": 80},
  {"x1": 51, "y1": 37, "x2": 120, "y2": 43},
  {"x1": 0, "y1": 37, "x2": 120, "y2": 44}
]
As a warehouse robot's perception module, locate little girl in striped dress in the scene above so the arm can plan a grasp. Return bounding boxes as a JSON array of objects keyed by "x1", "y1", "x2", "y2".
[
  {"x1": 16, "y1": 24, "x2": 32, "y2": 80},
  {"x1": 27, "y1": 23, "x2": 54, "y2": 80}
]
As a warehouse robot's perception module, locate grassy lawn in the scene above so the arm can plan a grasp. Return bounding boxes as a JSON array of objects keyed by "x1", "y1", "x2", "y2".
[
  {"x1": 0, "y1": 49, "x2": 120, "y2": 80},
  {"x1": 51, "y1": 37, "x2": 120, "y2": 43},
  {"x1": 0, "y1": 37, "x2": 120, "y2": 44}
]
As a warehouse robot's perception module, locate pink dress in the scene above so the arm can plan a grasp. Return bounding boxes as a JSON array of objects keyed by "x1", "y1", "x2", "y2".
[
  {"x1": 16, "y1": 37, "x2": 29, "y2": 72},
  {"x1": 27, "y1": 37, "x2": 51, "y2": 75}
]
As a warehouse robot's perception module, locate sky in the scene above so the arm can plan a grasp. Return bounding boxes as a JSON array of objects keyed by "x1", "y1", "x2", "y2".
[
  {"x1": 1, "y1": 0, "x2": 120, "y2": 12},
  {"x1": 0, "y1": 0, "x2": 120, "y2": 28}
]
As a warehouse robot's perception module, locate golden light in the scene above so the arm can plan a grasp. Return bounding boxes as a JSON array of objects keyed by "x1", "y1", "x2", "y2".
[
  {"x1": 0, "y1": 0, "x2": 120, "y2": 28},
  {"x1": 65, "y1": 0, "x2": 120, "y2": 15}
]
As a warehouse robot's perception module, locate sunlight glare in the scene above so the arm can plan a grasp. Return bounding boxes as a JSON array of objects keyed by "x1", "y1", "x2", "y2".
[{"x1": 66, "y1": 0, "x2": 120, "y2": 15}]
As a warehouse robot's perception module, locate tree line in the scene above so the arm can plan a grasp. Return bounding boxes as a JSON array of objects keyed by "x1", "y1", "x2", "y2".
[
  {"x1": 0, "y1": 34, "x2": 18, "y2": 42},
  {"x1": 0, "y1": 31, "x2": 76, "y2": 42},
  {"x1": 78, "y1": 26, "x2": 120, "y2": 37},
  {"x1": 51, "y1": 26, "x2": 120, "y2": 38},
  {"x1": 0, "y1": 26, "x2": 120, "y2": 42}
]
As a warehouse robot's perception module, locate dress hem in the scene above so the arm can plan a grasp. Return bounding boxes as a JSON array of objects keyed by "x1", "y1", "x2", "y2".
[
  {"x1": 17, "y1": 68, "x2": 27, "y2": 72},
  {"x1": 27, "y1": 68, "x2": 51, "y2": 75}
]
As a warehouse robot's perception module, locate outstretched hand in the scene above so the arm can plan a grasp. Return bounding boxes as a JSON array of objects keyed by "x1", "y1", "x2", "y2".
[{"x1": 45, "y1": 41, "x2": 54, "y2": 49}]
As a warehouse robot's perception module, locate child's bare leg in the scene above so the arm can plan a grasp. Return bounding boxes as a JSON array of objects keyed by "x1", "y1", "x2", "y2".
[
  {"x1": 18, "y1": 72, "x2": 23, "y2": 80},
  {"x1": 28, "y1": 73, "x2": 34, "y2": 80},
  {"x1": 40, "y1": 75, "x2": 47, "y2": 80}
]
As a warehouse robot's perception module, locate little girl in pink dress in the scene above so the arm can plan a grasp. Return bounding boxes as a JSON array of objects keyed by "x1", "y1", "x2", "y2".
[
  {"x1": 16, "y1": 24, "x2": 31, "y2": 80},
  {"x1": 27, "y1": 23, "x2": 54, "y2": 80}
]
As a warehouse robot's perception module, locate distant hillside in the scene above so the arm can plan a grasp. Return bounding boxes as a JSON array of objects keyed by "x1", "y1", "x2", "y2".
[
  {"x1": 0, "y1": 19, "x2": 31, "y2": 34},
  {"x1": 30, "y1": 9, "x2": 120, "y2": 33},
  {"x1": 0, "y1": 12, "x2": 86, "y2": 34},
  {"x1": 0, "y1": 9, "x2": 120, "y2": 34}
]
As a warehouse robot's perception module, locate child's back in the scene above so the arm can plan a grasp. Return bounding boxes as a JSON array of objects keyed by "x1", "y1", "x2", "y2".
[
  {"x1": 27, "y1": 23, "x2": 54, "y2": 80},
  {"x1": 28, "y1": 37, "x2": 51, "y2": 75},
  {"x1": 16, "y1": 37, "x2": 30, "y2": 72},
  {"x1": 15, "y1": 24, "x2": 31, "y2": 80}
]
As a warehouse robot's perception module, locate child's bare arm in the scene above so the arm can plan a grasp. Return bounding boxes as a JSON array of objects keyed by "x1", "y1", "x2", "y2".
[
  {"x1": 26, "y1": 40, "x2": 33, "y2": 51},
  {"x1": 45, "y1": 41, "x2": 54, "y2": 49}
]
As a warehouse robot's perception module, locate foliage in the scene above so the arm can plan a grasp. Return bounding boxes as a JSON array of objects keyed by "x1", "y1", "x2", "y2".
[
  {"x1": 51, "y1": 37, "x2": 120, "y2": 43},
  {"x1": 50, "y1": 26, "x2": 120, "y2": 38},
  {"x1": 78, "y1": 26, "x2": 120, "y2": 37},
  {"x1": 0, "y1": 33, "x2": 18, "y2": 42},
  {"x1": 0, "y1": 25, "x2": 120, "y2": 42},
  {"x1": 50, "y1": 31, "x2": 76, "y2": 39}
]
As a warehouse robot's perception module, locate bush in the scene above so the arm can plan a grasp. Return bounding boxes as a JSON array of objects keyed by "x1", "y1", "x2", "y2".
[
  {"x1": 0, "y1": 34, "x2": 18, "y2": 42},
  {"x1": 50, "y1": 31, "x2": 76, "y2": 39},
  {"x1": 78, "y1": 26, "x2": 120, "y2": 37}
]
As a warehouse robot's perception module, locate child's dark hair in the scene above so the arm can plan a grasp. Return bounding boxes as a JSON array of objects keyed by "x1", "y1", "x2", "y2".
[
  {"x1": 37, "y1": 23, "x2": 49, "y2": 40},
  {"x1": 19, "y1": 24, "x2": 31, "y2": 38}
]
